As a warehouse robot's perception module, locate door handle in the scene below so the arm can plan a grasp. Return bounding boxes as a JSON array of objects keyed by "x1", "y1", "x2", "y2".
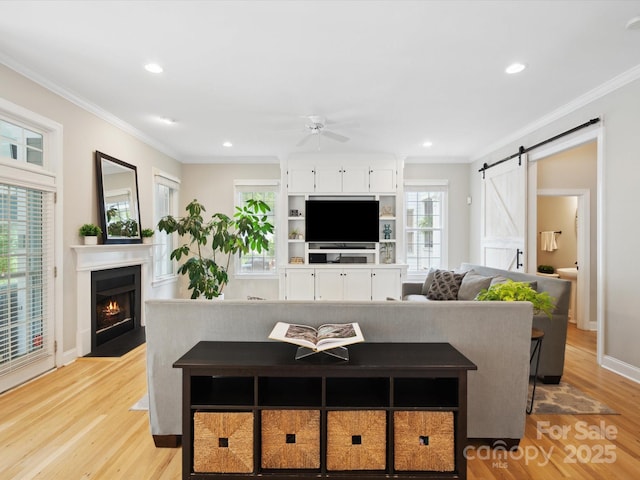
[{"x1": 516, "y1": 248, "x2": 524, "y2": 269}]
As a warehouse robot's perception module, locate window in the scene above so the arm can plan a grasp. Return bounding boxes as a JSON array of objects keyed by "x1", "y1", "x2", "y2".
[
  {"x1": 404, "y1": 182, "x2": 447, "y2": 273},
  {"x1": 0, "y1": 119, "x2": 44, "y2": 167},
  {"x1": 153, "y1": 171, "x2": 180, "y2": 283},
  {"x1": 0, "y1": 107, "x2": 56, "y2": 392},
  {"x1": 234, "y1": 181, "x2": 278, "y2": 276}
]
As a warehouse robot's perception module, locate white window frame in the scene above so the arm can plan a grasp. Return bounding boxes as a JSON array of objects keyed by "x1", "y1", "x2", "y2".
[
  {"x1": 404, "y1": 180, "x2": 449, "y2": 280},
  {"x1": 152, "y1": 169, "x2": 180, "y2": 286},
  {"x1": 233, "y1": 180, "x2": 279, "y2": 279},
  {"x1": 0, "y1": 97, "x2": 63, "y2": 383}
]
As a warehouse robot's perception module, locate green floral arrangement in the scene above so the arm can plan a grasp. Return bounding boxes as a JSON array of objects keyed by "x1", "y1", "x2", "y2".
[
  {"x1": 141, "y1": 228, "x2": 155, "y2": 238},
  {"x1": 78, "y1": 223, "x2": 102, "y2": 236},
  {"x1": 476, "y1": 279, "x2": 556, "y2": 318}
]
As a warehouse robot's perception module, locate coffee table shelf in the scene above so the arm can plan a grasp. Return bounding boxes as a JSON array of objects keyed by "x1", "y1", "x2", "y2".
[{"x1": 174, "y1": 341, "x2": 477, "y2": 480}]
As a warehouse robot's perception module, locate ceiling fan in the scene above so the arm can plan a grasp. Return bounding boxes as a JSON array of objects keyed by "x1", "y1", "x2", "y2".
[{"x1": 296, "y1": 115, "x2": 350, "y2": 148}]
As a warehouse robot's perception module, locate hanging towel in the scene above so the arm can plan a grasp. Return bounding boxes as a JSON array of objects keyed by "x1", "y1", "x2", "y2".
[{"x1": 541, "y1": 231, "x2": 558, "y2": 252}]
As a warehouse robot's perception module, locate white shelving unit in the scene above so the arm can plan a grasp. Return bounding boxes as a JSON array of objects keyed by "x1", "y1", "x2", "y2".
[{"x1": 281, "y1": 155, "x2": 407, "y2": 300}]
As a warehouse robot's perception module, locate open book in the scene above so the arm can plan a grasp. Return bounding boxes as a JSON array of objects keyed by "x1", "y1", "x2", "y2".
[{"x1": 268, "y1": 322, "x2": 364, "y2": 352}]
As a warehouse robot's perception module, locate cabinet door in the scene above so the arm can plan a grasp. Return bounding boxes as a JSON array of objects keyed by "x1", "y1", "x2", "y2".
[
  {"x1": 343, "y1": 269, "x2": 372, "y2": 300},
  {"x1": 371, "y1": 269, "x2": 401, "y2": 300},
  {"x1": 288, "y1": 168, "x2": 316, "y2": 193},
  {"x1": 285, "y1": 269, "x2": 315, "y2": 300},
  {"x1": 369, "y1": 168, "x2": 396, "y2": 193},
  {"x1": 314, "y1": 168, "x2": 342, "y2": 193},
  {"x1": 342, "y1": 167, "x2": 370, "y2": 193},
  {"x1": 314, "y1": 270, "x2": 344, "y2": 300}
]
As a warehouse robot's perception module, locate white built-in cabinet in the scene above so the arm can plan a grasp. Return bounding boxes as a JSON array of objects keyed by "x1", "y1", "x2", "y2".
[
  {"x1": 281, "y1": 155, "x2": 406, "y2": 301},
  {"x1": 288, "y1": 165, "x2": 396, "y2": 193},
  {"x1": 284, "y1": 267, "x2": 403, "y2": 301}
]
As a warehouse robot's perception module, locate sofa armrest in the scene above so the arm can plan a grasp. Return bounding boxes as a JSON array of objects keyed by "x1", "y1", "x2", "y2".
[{"x1": 402, "y1": 282, "x2": 423, "y2": 298}]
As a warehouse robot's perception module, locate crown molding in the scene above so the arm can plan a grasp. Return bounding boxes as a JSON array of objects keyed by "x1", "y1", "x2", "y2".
[
  {"x1": 473, "y1": 63, "x2": 640, "y2": 161},
  {"x1": 0, "y1": 53, "x2": 181, "y2": 161}
]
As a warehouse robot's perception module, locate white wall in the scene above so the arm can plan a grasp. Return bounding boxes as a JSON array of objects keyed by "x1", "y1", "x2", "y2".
[
  {"x1": 403, "y1": 162, "x2": 470, "y2": 271},
  {"x1": 180, "y1": 163, "x2": 282, "y2": 300},
  {"x1": 469, "y1": 76, "x2": 640, "y2": 380},
  {"x1": 0, "y1": 64, "x2": 182, "y2": 359}
]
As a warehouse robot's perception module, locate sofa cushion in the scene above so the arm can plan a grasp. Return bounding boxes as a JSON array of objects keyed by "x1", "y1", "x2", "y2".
[
  {"x1": 457, "y1": 270, "x2": 493, "y2": 300},
  {"x1": 490, "y1": 276, "x2": 538, "y2": 291},
  {"x1": 426, "y1": 270, "x2": 466, "y2": 301},
  {"x1": 420, "y1": 268, "x2": 437, "y2": 295},
  {"x1": 403, "y1": 294, "x2": 430, "y2": 302}
]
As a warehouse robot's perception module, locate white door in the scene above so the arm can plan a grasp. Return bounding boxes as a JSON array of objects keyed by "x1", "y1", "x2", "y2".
[
  {"x1": 285, "y1": 269, "x2": 315, "y2": 300},
  {"x1": 0, "y1": 182, "x2": 55, "y2": 393},
  {"x1": 481, "y1": 155, "x2": 527, "y2": 271},
  {"x1": 288, "y1": 168, "x2": 316, "y2": 193},
  {"x1": 315, "y1": 270, "x2": 344, "y2": 300},
  {"x1": 342, "y1": 167, "x2": 369, "y2": 193},
  {"x1": 369, "y1": 168, "x2": 396, "y2": 193},
  {"x1": 371, "y1": 269, "x2": 401, "y2": 300},
  {"x1": 314, "y1": 168, "x2": 342, "y2": 193},
  {"x1": 343, "y1": 269, "x2": 372, "y2": 300}
]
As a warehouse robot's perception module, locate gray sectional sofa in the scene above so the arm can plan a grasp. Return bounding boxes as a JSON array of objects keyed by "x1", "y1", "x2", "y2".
[
  {"x1": 402, "y1": 263, "x2": 571, "y2": 384},
  {"x1": 145, "y1": 298, "x2": 533, "y2": 448}
]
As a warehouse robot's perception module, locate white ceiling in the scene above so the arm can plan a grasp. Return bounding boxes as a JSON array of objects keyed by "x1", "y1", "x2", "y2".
[{"x1": 1, "y1": 1, "x2": 640, "y2": 163}]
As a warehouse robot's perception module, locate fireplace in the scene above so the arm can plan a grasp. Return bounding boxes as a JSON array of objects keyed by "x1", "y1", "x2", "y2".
[{"x1": 91, "y1": 265, "x2": 141, "y2": 352}]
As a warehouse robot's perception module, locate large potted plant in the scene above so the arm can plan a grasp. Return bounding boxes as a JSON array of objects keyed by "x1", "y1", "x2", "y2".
[
  {"x1": 476, "y1": 279, "x2": 556, "y2": 318},
  {"x1": 157, "y1": 198, "x2": 273, "y2": 299}
]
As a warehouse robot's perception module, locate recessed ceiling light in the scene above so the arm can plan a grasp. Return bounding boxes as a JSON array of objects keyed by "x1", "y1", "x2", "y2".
[
  {"x1": 144, "y1": 63, "x2": 164, "y2": 74},
  {"x1": 626, "y1": 16, "x2": 640, "y2": 30},
  {"x1": 223, "y1": 141, "x2": 233, "y2": 148},
  {"x1": 159, "y1": 117, "x2": 176, "y2": 125},
  {"x1": 423, "y1": 141, "x2": 433, "y2": 148},
  {"x1": 505, "y1": 63, "x2": 526, "y2": 74}
]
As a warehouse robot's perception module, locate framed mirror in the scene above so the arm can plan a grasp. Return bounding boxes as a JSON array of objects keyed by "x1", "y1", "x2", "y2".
[{"x1": 95, "y1": 151, "x2": 142, "y2": 244}]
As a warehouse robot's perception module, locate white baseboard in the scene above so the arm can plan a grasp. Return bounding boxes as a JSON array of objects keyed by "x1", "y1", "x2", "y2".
[
  {"x1": 61, "y1": 348, "x2": 78, "y2": 366},
  {"x1": 601, "y1": 355, "x2": 640, "y2": 384}
]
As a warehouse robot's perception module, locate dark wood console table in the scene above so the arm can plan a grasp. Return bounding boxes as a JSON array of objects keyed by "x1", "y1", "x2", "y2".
[{"x1": 174, "y1": 341, "x2": 477, "y2": 480}]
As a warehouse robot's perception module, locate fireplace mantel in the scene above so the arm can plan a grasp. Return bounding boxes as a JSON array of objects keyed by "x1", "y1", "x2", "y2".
[{"x1": 72, "y1": 244, "x2": 153, "y2": 356}]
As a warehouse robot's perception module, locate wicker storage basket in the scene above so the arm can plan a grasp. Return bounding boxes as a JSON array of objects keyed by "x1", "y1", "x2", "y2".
[
  {"x1": 326, "y1": 410, "x2": 387, "y2": 471},
  {"x1": 261, "y1": 409, "x2": 320, "y2": 469},
  {"x1": 393, "y1": 411, "x2": 455, "y2": 472},
  {"x1": 193, "y1": 411, "x2": 254, "y2": 473}
]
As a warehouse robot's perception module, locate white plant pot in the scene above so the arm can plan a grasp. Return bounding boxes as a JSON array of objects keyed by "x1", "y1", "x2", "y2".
[
  {"x1": 83, "y1": 236, "x2": 98, "y2": 245},
  {"x1": 142, "y1": 237, "x2": 153, "y2": 244}
]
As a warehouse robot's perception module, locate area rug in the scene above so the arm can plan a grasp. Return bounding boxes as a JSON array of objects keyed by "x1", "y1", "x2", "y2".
[
  {"x1": 528, "y1": 381, "x2": 617, "y2": 414},
  {"x1": 130, "y1": 393, "x2": 149, "y2": 411}
]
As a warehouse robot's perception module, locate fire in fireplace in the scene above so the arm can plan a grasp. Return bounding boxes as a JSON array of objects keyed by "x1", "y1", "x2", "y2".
[{"x1": 91, "y1": 265, "x2": 141, "y2": 352}]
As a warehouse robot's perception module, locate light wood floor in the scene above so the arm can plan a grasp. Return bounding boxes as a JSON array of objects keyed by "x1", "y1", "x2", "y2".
[{"x1": 1, "y1": 324, "x2": 638, "y2": 479}]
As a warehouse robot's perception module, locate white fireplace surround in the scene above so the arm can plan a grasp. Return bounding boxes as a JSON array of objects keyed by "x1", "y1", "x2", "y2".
[{"x1": 71, "y1": 244, "x2": 153, "y2": 356}]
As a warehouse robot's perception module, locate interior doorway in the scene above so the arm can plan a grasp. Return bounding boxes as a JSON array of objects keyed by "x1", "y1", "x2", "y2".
[
  {"x1": 536, "y1": 191, "x2": 591, "y2": 331},
  {"x1": 526, "y1": 131, "x2": 600, "y2": 358}
]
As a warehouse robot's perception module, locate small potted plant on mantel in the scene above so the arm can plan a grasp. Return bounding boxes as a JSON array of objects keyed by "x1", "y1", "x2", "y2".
[
  {"x1": 79, "y1": 223, "x2": 102, "y2": 245},
  {"x1": 141, "y1": 228, "x2": 155, "y2": 244}
]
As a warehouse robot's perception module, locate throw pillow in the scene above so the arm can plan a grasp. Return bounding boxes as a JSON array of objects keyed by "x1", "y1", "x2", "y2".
[
  {"x1": 426, "y1": 270, "x2": 466, "y2": 301},
  {"x1": 457, "y1": 270, "x2": 493, "y2": 300},
  {"x1": 421, "y1": 268, "x2": 437, "y2": 295}
]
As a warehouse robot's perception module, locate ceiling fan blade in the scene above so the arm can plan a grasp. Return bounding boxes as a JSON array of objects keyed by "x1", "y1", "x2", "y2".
[
  {"x1": 296, "y1": 134, "x2": 315, "y2": 147},
  {"x1": 321, "y1": 130, "x2": 350, "y2": 143}
]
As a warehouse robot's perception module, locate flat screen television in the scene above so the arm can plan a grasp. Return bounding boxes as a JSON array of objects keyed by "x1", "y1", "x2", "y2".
[{"x1": 305, "y1": 200, "x2": 379, "y2": 243}]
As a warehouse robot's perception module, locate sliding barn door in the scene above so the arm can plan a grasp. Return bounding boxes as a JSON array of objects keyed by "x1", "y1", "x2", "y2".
[{"x1": 480, "y1": 155, "x2": 527, "y2": 271}]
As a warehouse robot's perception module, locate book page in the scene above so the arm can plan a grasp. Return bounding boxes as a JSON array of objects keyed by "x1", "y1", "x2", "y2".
[{"x1": 268, "y1": 322, "x2": 364, "y2": 352}]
